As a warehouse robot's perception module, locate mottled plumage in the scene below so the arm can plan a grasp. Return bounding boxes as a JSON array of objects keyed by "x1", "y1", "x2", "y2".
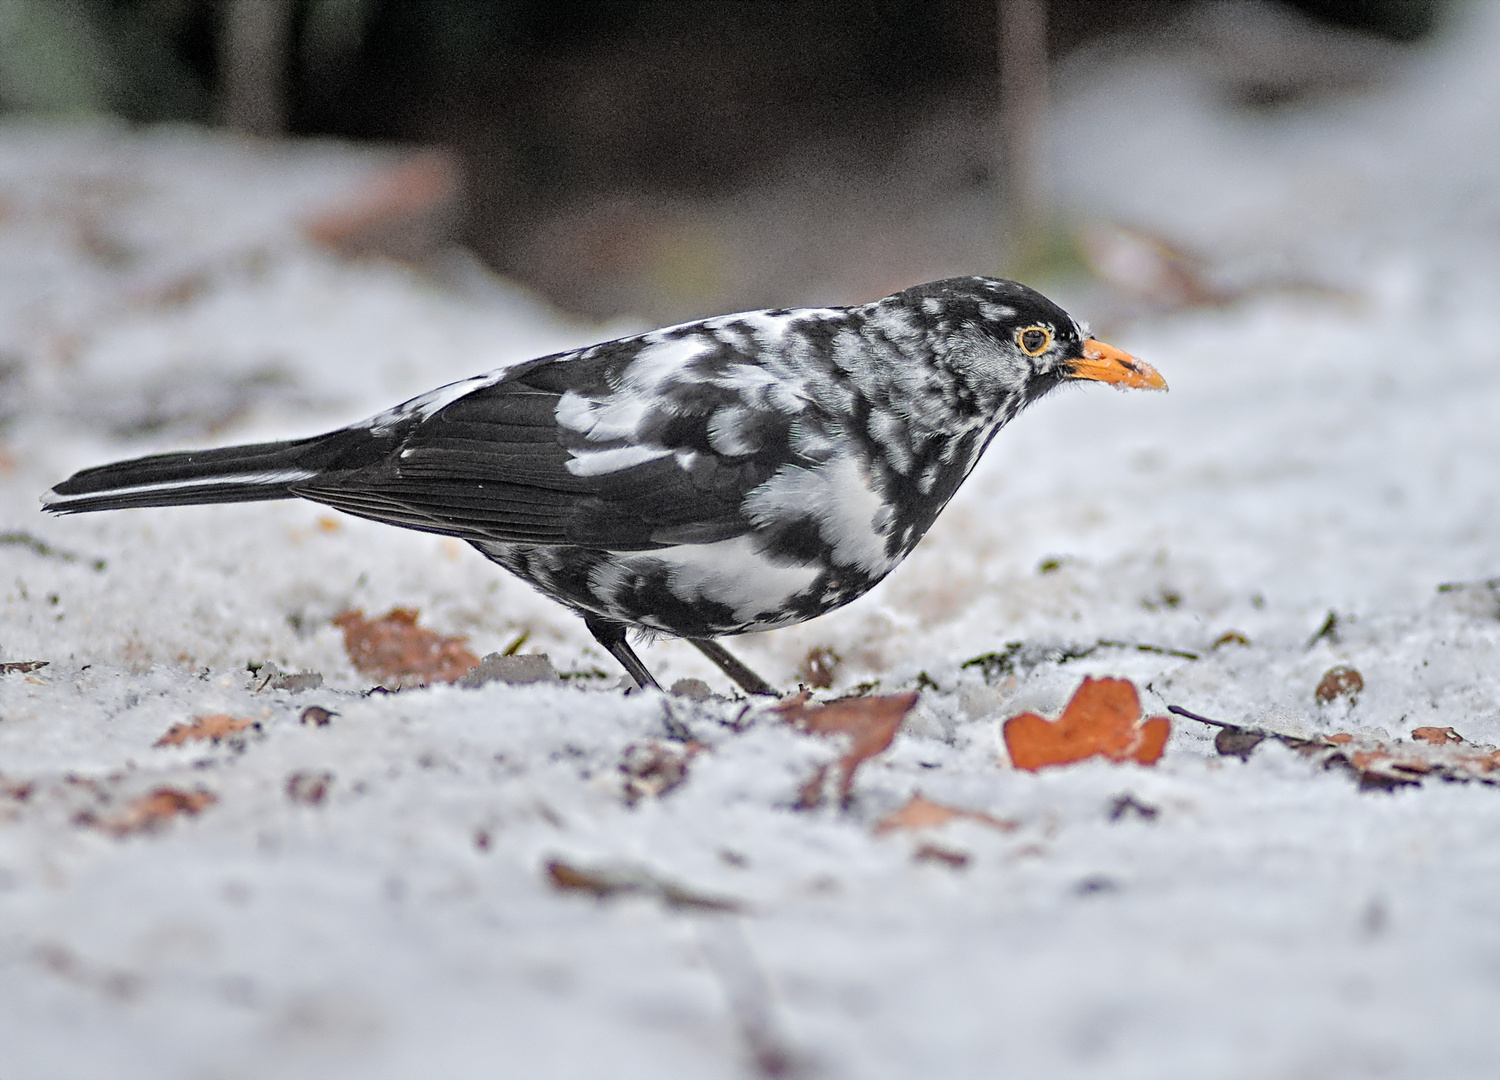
[{"x1": 45, "y1": 277, "x2": 1165, "y2": 693}]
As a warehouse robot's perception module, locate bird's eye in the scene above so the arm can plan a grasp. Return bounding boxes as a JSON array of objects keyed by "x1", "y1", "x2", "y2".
[{"x1": 1018, "y1": 326, "x2": 1052, "y2": 355}]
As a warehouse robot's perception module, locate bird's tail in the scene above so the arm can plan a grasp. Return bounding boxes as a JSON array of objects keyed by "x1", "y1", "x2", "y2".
[{"x1": 44, "y1": 436, "x2": 336, "y2": 514}]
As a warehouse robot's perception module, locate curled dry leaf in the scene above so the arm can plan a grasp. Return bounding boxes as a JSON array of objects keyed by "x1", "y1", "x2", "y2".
[
  {"x1": 87, "y1": 787, "x2": 216, "y2": 837},
  {"x1": 873, "y1": 793, "x2": 1019, "y2": 835},
  {"x1": 545, "y1": 858, "x2": 742, "y2": 912},
  {"x1": 1316, "y1": 665, "x2": 1363, "y2": 705},
  {"x1": 154, "y1": 714, "x2": 256, "y2": 747},
  {"x1": 774, "y1": 690, "x2": 919, "y2": 809},
  {"x1": 1002, "y1": 677, "x2": 1170, "y2": 771},
  {"x1": 332, "y1": 608, "x2": 480, "y2": 686}
]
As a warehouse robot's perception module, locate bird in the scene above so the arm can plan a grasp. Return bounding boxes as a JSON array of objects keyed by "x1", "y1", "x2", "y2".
[{"x1": 44, "y1": 276, "x2": 1165, "y2": 696}]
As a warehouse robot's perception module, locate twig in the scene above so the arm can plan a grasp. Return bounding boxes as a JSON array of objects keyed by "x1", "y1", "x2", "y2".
[{"x1": 1166, "y1": 704, "x2": 1242, "y2": 730}]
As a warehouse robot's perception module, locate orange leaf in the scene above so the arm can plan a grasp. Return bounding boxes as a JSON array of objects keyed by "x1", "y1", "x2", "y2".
[
  {"x1": 332, "y1": 607, "x2": 480, "y2": 686},
  {"x1": 873, "y1": 793, "x2": 1019, "y2": 835},
  {"x1": 1002, "y1": 677, "x2": 1170, "y2": 771},
  {"x1": 775, "y1": 690, "x2": 919, "y2": 807},
  {"x1": 154, "y1": 713, "x2": 255, "y2": 747},
  {"x1": 88, "y1": 787, "x2": 216, "y2": 837}
]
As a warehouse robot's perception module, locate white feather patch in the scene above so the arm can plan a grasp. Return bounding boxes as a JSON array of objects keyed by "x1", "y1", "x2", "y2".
[
  {"x1": 742, "y1": 453, "x2": 893, "y2": 573},
  {"x1": 594, "y1": 537, "x2": 822, "y2": 625}
]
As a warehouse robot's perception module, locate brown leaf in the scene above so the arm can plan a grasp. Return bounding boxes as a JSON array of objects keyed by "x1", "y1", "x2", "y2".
[
  {"x1": 332, "y1": 608, "x2": 480, "y2": 686},
  {"x1": 87, "y1": 787, "x2": 215, "y2": 837},
  {"x1": 873, "y1": 793, "x2": 1019, "y2": 835},
  {"x1": 1412, "y1": 726, "x2": 1463, "y2": 745},
  {"x1": 774, "y1": 690, "x2": 919, "y2": 808},
  {"x1": 1002, "y1": 677, "x2": 1170, "y2": 771},
  {"x1": 1315, "y1": 665, "x2": 1363, "y2": 705},
  {"x1": 154, "y1": 714, "x2": 256, "y2": 747},
  {"x1": 619, "y1": 740, "x2": 701, "y2": 804},
  {"x1": 545, "y1": 858, "x2": 742, "y2": 911}
]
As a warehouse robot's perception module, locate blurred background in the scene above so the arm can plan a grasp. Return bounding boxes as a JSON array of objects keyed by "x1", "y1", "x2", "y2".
[{"x1": 0, "y1": 0, "x2": 1449, "y2": 324}]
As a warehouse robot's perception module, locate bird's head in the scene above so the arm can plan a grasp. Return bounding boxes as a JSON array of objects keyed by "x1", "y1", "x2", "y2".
[{"x1": 888, "y1": 277, "x2": 1166, "y2": 427}]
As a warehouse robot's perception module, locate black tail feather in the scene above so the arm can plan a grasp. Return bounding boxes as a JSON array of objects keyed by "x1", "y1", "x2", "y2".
[{"x1": 44, "y1": 432, "x2": 373, "y2": 514}]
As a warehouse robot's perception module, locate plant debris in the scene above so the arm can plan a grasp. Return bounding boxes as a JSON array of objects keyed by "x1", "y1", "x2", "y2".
[
  {"x1": 1169, "y1": 706, "x2": 1500, "y2": 790},
  {"x1": 962, "y1": 639, "x2": 1197, "y2": 685},
  {"x1": 873, "y1": 793, "x2": 1018, "y2": 835},
  {"x1": 619, "y1": 740, "x2": 701, "y2": 804},
  {"x1": 912, "y1": 843, "x2": 970, "y2": 869},
  {"x1": 332, "y1": 608, "x2": 481, "y2": 686},
  {"x1": 774, "y1": 690, "x2": 919, "y2": 809},
  {"x1": 0, "y1": 660, "x2": 48, "y2": 675},
  {"x1": 1306, "y1": 610, "x2": 1340, "y2": 648},
  {"x1": 299, "y1": 706, "x2": 336, "y2": 727},
  {"x1": 1108, "y1": 793, "x2": 1160, "y2": 821},
  {"x1": 545, "y1": 858, "x2": 742, "y2": 911},
  {"x1": 286, "y1": 770, "x2": 333, "y2": 805},
  {"x1": 1315, "y1": 665, "x2": 1364, "y2": 705},
  {"x1": 0, "y1": 531, "x2": 105, "y2": 571},
  {"x1": 1003, "y1": 678, "x2": 1171, "y2": 771},
  {"x1": 154, "y1": 714, "x2": 257, "y2": 747},
  {"x1": 796, "y1": 646, "x2": 841, "y2": 689},
  {"x1": 83, "y1": 787, "x2": 216, "y2": 837}
]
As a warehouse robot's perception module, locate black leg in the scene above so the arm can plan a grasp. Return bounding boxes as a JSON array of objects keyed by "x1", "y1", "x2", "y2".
[
  {"x1": 687, "y1": 638, "x2": 778, "y2": 697},
  {"x1": 585, "y1": 616, "x2": 661, "y2": 691}
]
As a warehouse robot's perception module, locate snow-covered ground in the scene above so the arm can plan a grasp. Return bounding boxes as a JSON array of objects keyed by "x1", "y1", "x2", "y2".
[{"x1": 5, "y1": 6, "x2": 1500, "y2": 1078}]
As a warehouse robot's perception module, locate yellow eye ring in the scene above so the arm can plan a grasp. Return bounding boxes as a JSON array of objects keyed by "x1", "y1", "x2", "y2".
[{"x1": 1017, "y1": 325, "x2": 1052, "y2": 355}]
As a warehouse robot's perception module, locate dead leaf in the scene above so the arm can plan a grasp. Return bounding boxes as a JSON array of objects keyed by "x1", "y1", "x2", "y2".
[
  {"x1": 545, "y1": 858, "x2": 742, "y2": 911},
  {"x1": 873, "y1": 793, "x2": 1018, "y2": 835},
  {"x1": 332, "y1": 608, "x2": 480, "y2": 686},
  {"x1": 1316, "y1": 665, "x2": 1363, "y2": 704},
  {"x1": 1002, "y1": 677, "x2": 1170, "y2": 771},
  {"x1": 154, "y1": 714, "x2": 256, "y2": 747},
  {"x1": 1171, "y1": 706, "x2": 1500, "y2": 790},
  {"x1": 1412, "y1": 726, "x2": 1463, "y2": 745},
  {"x1": 774, "y1": 690, "x2": 919, "y2": 808},
  {"x1": 86, "y1": 787, "x2": 216, "y2": 837},
  {"x1": 620, "y1": 740, "x2": 701, "y2": 804}
]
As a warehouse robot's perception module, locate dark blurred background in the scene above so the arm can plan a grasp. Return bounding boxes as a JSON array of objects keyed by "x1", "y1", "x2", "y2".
[{"x1": 0, "y1": 0, "x2": 1447, "y2": 322}]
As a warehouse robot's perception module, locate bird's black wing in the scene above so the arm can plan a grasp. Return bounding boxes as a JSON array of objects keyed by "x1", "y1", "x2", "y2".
[{"x1": 294, "y1": 334, "x2": 822, "y2": 551}]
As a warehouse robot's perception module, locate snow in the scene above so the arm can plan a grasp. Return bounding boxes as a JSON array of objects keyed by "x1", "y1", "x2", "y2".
[{"x1": 6, "y1": 7, "x2": 1500, "y2": 1076}]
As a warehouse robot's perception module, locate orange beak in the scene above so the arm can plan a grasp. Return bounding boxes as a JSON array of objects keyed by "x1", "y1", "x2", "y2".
[{"x1": 1066, "y1": 339, "x2": 1167, "y2": 390}]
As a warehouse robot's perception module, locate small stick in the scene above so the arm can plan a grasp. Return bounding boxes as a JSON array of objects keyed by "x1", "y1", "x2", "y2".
[{"x1": 1166, "y1": 704, "x2": 1242, "y2": 730}]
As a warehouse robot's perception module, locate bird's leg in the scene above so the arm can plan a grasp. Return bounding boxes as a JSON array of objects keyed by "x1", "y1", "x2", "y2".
[
  {"x1": 687, "y1": 638, "x2": 779, "y2": 697},
  {"x1": 584, "y1": 616, "x2": 661, "y2": 691}
]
